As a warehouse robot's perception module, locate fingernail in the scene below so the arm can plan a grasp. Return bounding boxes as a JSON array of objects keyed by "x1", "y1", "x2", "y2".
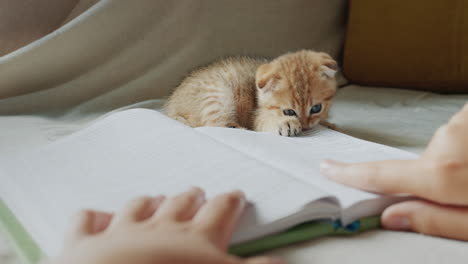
[
  {"x1": 384, "y1": 216, "x2": 411, "y2": 230},
  {"x1": 233, "y1": 190, "x2": 246, "y2": 203},
  {"x1": 194, "y1": 188, "x2": 206, "y2": 203},
  {"x1": 197, "y1": 193, "x2": 206, "y2": 206},
  {"x1": 320, "y1": 159, "x2": 341, "y2": 178},
  {"x1": 153, "y1": 195, "x2": 165, "y2": 201},
  {"x1": 151, "y1": 195, "x2": 166, "y2": 206},
  {"x1": 187, "y1": 187, "x2": 205, "y2": 205},
  {"x1": 232, "y1": 190, "x2": 247, "y2": 213},
  {"x1": 95, "y1": 213, "x2": 113, "y2": 233},
  {"x1": 188, "y1": 186, "x2": 203, "y2": 193}
]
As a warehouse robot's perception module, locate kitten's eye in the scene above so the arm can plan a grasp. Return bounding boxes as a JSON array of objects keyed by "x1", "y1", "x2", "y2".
[
  {"x1": 310, "y1": 104, "x2": 322, "y2": 114},
  {"x1": 283, "y1": 109, "x2": 297, "y2": 116}
]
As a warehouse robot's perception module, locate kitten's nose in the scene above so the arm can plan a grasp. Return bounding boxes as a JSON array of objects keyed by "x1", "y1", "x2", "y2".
[
  {"x1": 302, "y1": 119, "x2": 319, "y2": 131},
  {"x1": 301, "y1": 120, "x2": 310, "y2": 130}
]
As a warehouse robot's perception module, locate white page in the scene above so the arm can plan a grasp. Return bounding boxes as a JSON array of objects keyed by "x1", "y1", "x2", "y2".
[
  {"x1": 0, "y1": 109, "x2": 334, "y2": 256},
  {"x1": 196, "y1": 126, "x2": 418, "y2": 210}
]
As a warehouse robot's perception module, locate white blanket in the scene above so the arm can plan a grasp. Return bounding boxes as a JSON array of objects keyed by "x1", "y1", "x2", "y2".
[{"x1": 2, "y1": 85, "x2": 467, "y2": 263}]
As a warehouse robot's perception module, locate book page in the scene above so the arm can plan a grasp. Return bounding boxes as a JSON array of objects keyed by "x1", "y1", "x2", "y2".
[
  {"x1": 197, "y1": 126, "x2": 418, "y2": 212},
  {"x1": 0, "y1": 109, "x2": 334, "y2": 256}
]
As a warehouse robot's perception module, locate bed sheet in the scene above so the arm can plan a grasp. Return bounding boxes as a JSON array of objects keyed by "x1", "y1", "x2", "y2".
[{"x1": 1, "y1": 85, "x2": 467, "y2": 263}]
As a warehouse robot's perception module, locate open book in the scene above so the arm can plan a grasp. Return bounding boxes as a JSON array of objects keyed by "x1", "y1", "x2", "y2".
[{"x1": 0, "y1": 109, "x2": 416, "y2": 258}]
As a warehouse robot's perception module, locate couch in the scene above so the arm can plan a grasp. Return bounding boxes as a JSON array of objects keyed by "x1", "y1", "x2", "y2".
[{"x1": 1, "y1": 1, "x2": 467, "y2": 263}]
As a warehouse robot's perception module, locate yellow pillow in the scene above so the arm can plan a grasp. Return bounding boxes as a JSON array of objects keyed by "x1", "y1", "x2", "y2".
[{"x1": 343, "y1": 0, "x2": 468, "y2": 93}]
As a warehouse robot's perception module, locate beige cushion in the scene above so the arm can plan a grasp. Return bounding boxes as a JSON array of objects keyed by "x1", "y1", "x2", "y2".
[{"x1": 343, "y1": 0, "x2": 468, "y2": 93}]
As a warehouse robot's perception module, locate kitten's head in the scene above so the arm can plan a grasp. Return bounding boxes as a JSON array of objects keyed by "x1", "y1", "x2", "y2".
[{"x1": 255, "y1": 50, "x2": 337, "y2": 130}]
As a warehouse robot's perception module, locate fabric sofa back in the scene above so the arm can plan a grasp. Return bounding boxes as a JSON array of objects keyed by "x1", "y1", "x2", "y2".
[{"x1": 0, "y1": 0, "x2": 347, "y2": 114}]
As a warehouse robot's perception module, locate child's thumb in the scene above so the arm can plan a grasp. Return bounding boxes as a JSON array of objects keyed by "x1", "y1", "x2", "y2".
[{"x1": 381, "y1": 200, "x2": 468, "y2": 240}]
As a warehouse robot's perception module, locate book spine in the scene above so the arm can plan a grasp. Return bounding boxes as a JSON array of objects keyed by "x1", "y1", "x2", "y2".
[{"x1": 229, "y1": 216, "x2": 381, "y2": 256}]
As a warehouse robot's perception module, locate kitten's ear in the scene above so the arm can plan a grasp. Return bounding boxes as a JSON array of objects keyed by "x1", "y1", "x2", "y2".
[
  {"x1": 320, "y1": 60, "x2": 338, "y2": 79},
  {"x1": 256, "y1": 63, "x2": 278, "y2": 90}
]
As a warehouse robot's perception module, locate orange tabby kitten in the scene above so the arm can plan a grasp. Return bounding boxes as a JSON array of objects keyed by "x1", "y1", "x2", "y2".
[{"x1": 164, "y1": 50, "x2": 337, "y2": 136}]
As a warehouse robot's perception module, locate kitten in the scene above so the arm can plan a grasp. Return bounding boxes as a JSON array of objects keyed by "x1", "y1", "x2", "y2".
[{"x1": 164, "y1": 50, "x2": 337, "y2": 136}]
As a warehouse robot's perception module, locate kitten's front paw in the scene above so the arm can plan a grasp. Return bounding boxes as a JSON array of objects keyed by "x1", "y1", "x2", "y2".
[{"x1": 277, "y1": 119, "x2": 302, "y2": 137}]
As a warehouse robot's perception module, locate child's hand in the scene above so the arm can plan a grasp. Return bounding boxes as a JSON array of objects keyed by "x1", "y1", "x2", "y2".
[
  {"x1": 321, "y1": 103, "x2": 468, "y2": 240},
  {"x1": 48, "y1": 188, "x2": 284, "y2": 264}
]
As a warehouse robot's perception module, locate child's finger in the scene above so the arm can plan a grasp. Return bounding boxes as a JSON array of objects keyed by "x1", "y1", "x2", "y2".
[
  {"x1": 192, "y1": 190, "x2": 246, "y2": 250},
  {"x1": 381, "y1": 200, "x2": 468, "y2": 240},
  {"x1": 64, "y1": 209, "x2": 112, "y2": 245},
  {"x1": 153, "y1": 187, "x2": 205, "y2": 222},
  {"x1": 320, "y1": 159, "x2": 429, "y2": 196},
  {"x1": 111, "y1": 196, "x2": 165, "y2": 227},
  {"x1": 91, "y1": 211, "x2": 113, "y2": 233}
]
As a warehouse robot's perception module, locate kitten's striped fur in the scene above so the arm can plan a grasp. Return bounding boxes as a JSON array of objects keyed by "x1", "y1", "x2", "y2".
[{"x1": 164, "y1": 50, "x2": 337, "y2": 136}]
